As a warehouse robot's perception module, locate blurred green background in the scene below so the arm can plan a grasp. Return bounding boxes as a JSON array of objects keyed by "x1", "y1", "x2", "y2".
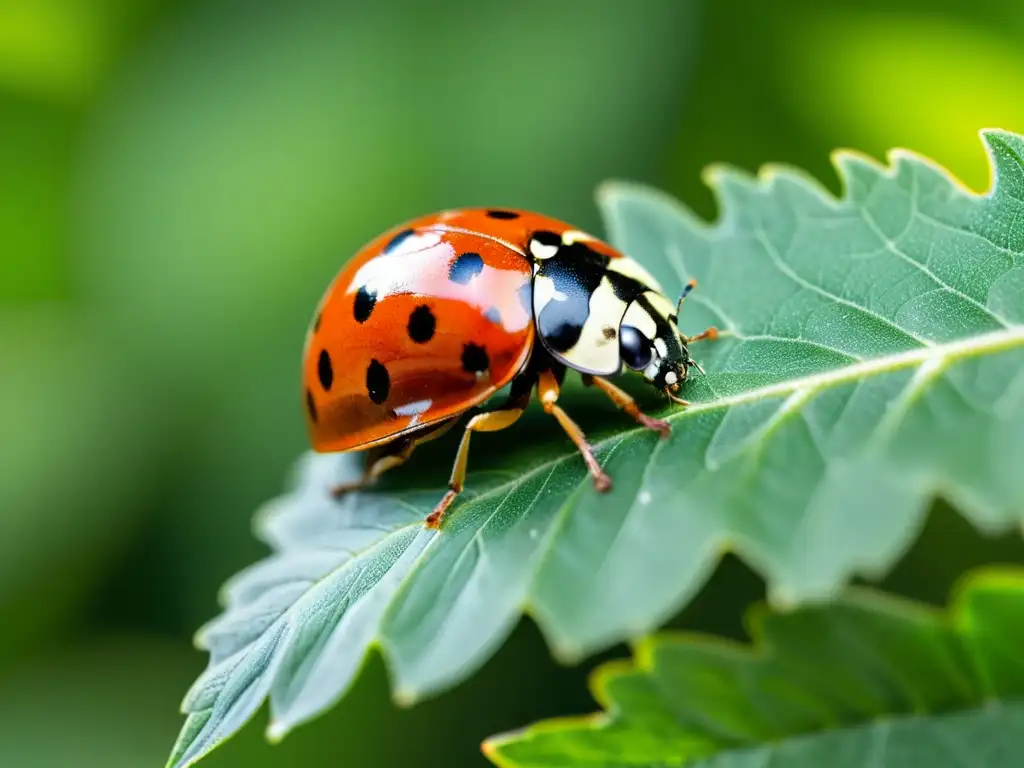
[{"x1": 3, "y1": 1, "x2": 1024, "y2": 766}]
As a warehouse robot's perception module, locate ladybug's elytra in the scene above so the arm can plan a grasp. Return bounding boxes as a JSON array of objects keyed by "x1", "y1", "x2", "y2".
[{"x1": 302, "y1": 208, "x2": 718, "y2": 528}]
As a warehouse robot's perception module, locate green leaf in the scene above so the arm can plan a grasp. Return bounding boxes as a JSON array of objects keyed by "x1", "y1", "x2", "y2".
[
  {"x1": 483, "y1": 566, "x2": 1024, "y2": 767},
  {"x1": 167, "y1": 129, "x2": 1024, "y2": 767}
]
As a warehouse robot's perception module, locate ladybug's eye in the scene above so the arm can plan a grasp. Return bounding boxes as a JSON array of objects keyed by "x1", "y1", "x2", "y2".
[{"x1": 619, "y1": 324, "x2": 652, "y2": 370}]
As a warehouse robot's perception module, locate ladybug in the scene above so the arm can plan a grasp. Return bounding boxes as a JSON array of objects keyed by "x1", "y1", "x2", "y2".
[{"x1": 302, "y1": 208, "x2": 718, "y2": 528}]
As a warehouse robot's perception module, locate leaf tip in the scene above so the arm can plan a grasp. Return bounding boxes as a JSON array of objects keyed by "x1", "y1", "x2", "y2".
[
  {"x1": 594, "y1": 178, "x2": 635, "y2": 206},
  {"x1": 980, "y1": 127, "x2": 1024, "y2": 197},
  {"x1": 699, "y1": 162, "x2": 760, "y2": 227},
  {"x1": 191, "y1": 626, "x2": 209, "y2": 651},
  {"x1": 265, "y1": 719, "x2": 289, "y2": 744},
  {"x1": 480, "y1": 735, "x2": 500, "y2": 758},
  {"x1": 480, "y1": 732, "x2": 518, "y2": 768},
  {"x1": 765, "y1": 582, "x2": 801, "y2": 611},
  {"x1": 393, "y1": 686, "x2": 420, "y2": 708},
  {"x1": 829, "y1": 146, "x2": 892, "y2": 197},
  {"x1": 979, "y1": 126, "x2": 1024, "y2": 153},
  {"x1": 549, "y1": 637, "x2": 593, "y2": 666},
  {"x1": 698, "y1": 161, "x2": 746, "y2": 200}
]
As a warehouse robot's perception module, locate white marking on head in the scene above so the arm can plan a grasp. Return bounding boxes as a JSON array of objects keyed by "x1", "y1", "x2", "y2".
[
  {"x1": 644, "y1": 359, "x2": 660, "y2": 380},
  {"x1": 654, "y1": 338, "x2": 668, "y2": 358},
  {"x1": 530, "y1": 239, "x2": 560, "y2": 260},
  {"x1": 664, "y1": 371, "x2": 678, "y2": 386}
]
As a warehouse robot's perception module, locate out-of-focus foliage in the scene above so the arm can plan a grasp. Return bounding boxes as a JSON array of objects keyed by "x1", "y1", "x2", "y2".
[{"x1": 2, "y1": 1, "x2": 1023, "y2": 767}]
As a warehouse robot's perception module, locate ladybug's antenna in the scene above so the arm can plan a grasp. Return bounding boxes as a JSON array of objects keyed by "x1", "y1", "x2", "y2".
[
  {"x1": 688, "y1": 359, "x2": 706, "y2": 376},
  {"x1": 675, "y1": 279, "x2": 697, "y2": 317}
]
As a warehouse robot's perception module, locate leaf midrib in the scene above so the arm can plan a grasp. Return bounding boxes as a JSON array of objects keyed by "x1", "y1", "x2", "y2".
[
  {"x1": 685, "y1": 325, "x2": 1022, "y2": 417},
  {"x1": 305, "y1": 323, "x2": 1024, "y2": 583}
]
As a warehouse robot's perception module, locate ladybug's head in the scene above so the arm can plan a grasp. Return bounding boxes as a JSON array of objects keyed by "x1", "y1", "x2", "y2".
[
  {"x1": 618, "y1": 279, "x2": 711, "y2": 404},
  {"x1": 618, "y1": 296, "x2": 698, "y2": 398}
]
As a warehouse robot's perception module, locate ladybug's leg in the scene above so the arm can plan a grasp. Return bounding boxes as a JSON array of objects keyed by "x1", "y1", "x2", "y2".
[
  {"x1": 537, "y1": 369, "x2": 612, "y2": 492},
  {"x1": 330, "y1": 418, "x2": 458, "y2": 498},
  {"x1": 425, "y1": 407, "x2": 526, "y2": 529},
  {"x1": 683, "y1": 326, "x2": 720, "y2": 344},
  {"x1": 329, "y1": 440, "x2": 416, "y2": 498},
  {"x1": 581, "y1": 374, "x2": 670, "y2": 438}
]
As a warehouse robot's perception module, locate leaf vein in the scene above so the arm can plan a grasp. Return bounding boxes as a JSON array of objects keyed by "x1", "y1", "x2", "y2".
[
  {"x1": 914, "y1": 209, "x2": 1021, "y2": 263},
  {"x1": 861, "y1": 206, "x2": 1011, "y2": 328},
  {"x1": 754, "y1": 229, "x2": 935, "y2": 348}
]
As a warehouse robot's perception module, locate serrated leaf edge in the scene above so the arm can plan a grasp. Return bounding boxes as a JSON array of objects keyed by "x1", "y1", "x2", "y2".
[
  {"x1": 481, "y1": 565, "x2": 1024, "y2": 767},
  {"x1": 596, "y1": 127, "x2": 1014, "y2": 235}
]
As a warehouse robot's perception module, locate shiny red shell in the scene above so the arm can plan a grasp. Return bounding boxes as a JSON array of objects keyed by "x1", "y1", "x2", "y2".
[{"x1": 301, "y1": 208, "x2": 622, "y2": 453}]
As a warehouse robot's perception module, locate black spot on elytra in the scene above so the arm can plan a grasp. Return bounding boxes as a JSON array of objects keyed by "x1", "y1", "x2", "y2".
[
  {"x1": 461, "y1": 343, "x2": 489, "y2": 375},
  {"x1": 407, "y1": 304, "x2": 436, "y2": 343},
  {"x1": 354, "y1": 285, "x2": 376, "y2": 323},
  {"x1": 484, "y1": 306, "x2": 501, "y2": 325},
  {"x1": 305, "y1": 389, "x2": 317, "y2": 423},
  {"x1": 602, "y1": 325, "x2": 617, "y2": 340},
  {"x1": 449, "y1": 252, "x2": 484, "y2": 284},
  {"x1": 486, "y1": 210, "x2": 520, "y2": 220},
  {"x1": 384, "y1": 228, "x2": 415, "y2": 254},
  {"x1": 366, "y1": 359, "x2": 390, "y2": 404},
  {"x1": 317, "y1": 349, "x2": 333, "y2": 391}
]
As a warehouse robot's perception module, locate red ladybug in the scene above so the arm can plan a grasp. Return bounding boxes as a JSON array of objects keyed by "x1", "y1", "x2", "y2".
[{"x1": 302, "y1": 208, "x2": 718, "y2": 528}]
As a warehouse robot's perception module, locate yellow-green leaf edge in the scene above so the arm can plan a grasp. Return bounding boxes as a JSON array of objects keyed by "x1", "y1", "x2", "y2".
[{"x1": 482, "y1": 564, "x2": 1024, "y2": 766}]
